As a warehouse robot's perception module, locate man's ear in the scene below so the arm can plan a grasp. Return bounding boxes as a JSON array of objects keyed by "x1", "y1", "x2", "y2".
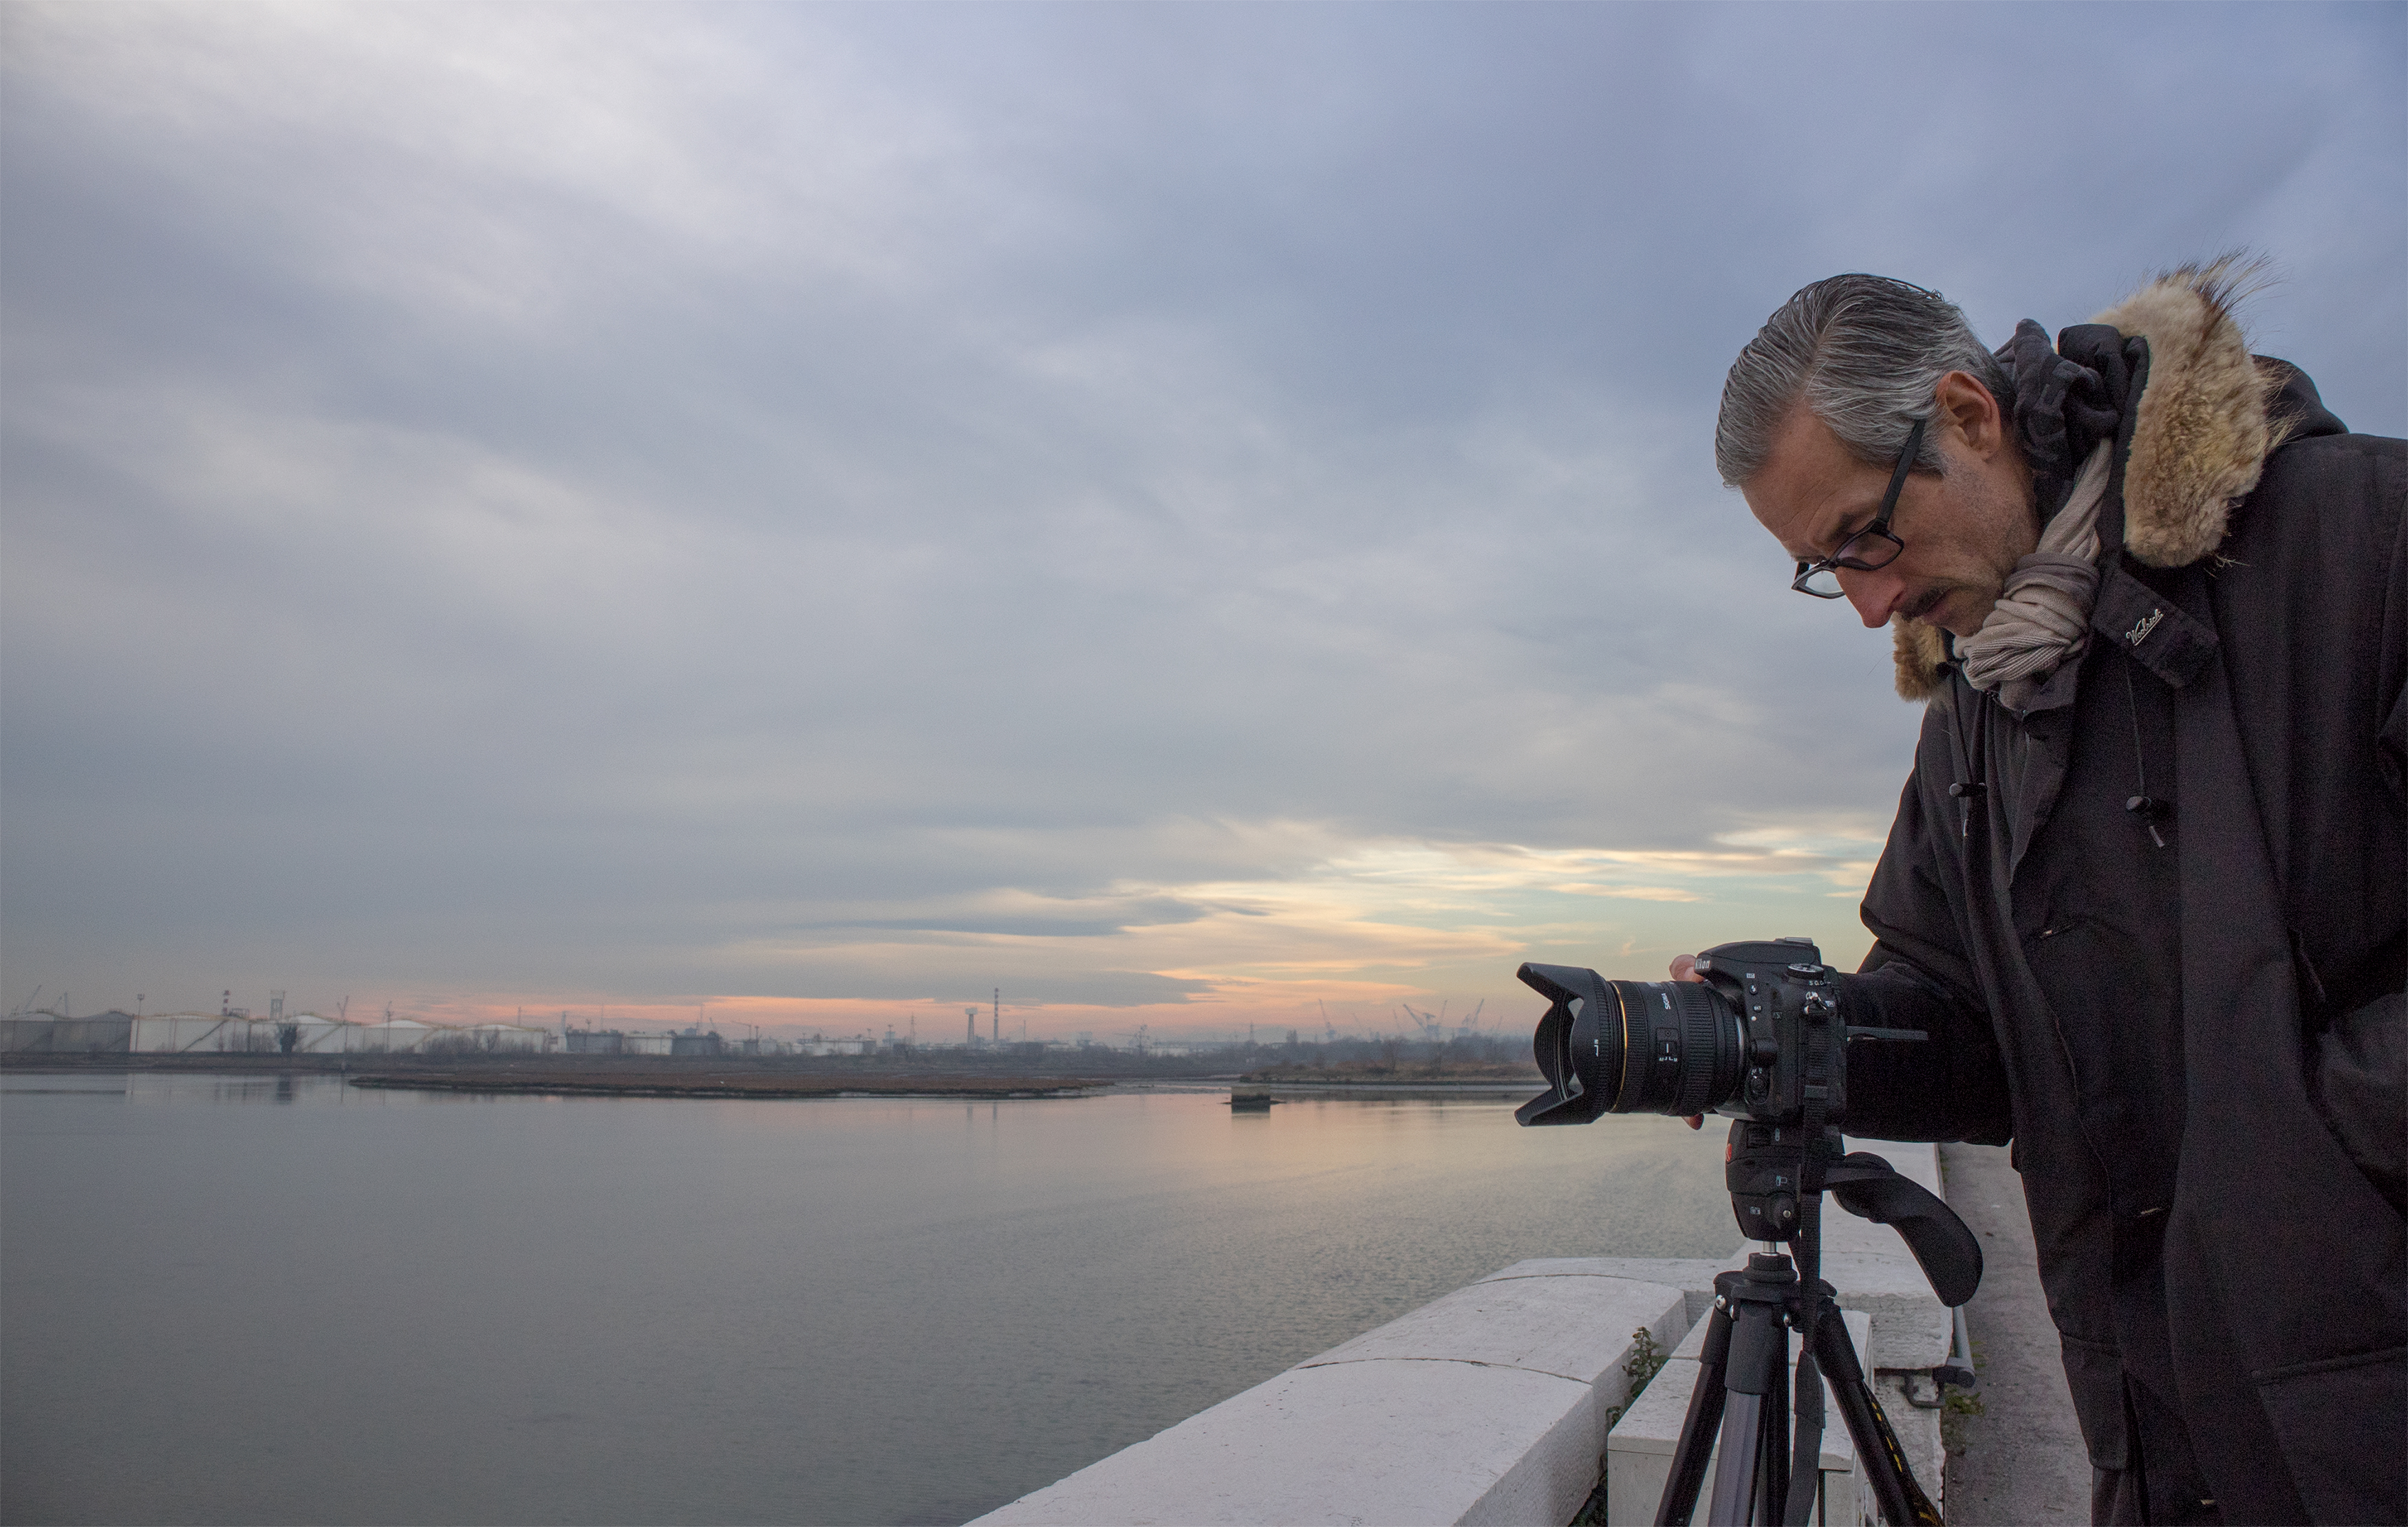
[{"x1": 1933, "y1": 370, "x2": 2010, "y2": 461}]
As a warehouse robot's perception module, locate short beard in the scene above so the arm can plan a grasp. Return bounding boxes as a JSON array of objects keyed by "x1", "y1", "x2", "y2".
[
  {"x1": 1914, "y1": 576, "x2": 2009, "y2": 639},
  {"x1": 1901, "y1": 585, "x2": 1952, "y2": 625},
  {"x1": 1931, "y1": 470, "x2": 2039, "y2": 637}
]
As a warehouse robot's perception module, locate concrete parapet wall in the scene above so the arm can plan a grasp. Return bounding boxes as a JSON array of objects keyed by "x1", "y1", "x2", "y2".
[
  {"x1": 970, "y1": 1270, "x2": 1690, "y2": 1526},
  {"x1": 970, "y1": 1140, "x2": 1953, "y2": 1526}
]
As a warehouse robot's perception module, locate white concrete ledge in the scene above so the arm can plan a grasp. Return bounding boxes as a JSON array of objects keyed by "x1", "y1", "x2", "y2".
[
  {"x1": 969, "y1": 1272, "x2": 1688, "y2": 1526},
  {"x1": 1476, "y1": 1257, "x2": 1730, "y2": 1333}
]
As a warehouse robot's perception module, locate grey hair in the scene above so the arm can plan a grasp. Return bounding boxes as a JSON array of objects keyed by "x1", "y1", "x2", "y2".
[{"x1": 1714, "y1": 274, "x2": 2014, "y2": 488}]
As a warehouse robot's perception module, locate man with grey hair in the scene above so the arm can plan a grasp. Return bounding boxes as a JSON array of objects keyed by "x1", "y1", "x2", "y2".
[{"x1": 1701, "y1": 263, "x2": 2402, "y2": 1526}]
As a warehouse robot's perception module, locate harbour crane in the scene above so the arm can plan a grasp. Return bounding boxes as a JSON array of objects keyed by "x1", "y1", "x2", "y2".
[{"x1": 1397, "y1": 1004, "x2": 1448, "y2": 1041}]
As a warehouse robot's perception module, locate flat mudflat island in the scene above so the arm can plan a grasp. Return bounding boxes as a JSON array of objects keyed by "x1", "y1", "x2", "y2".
[{"x1": 349, "y1": 1068, "x2": 1106, "y2": 1099}]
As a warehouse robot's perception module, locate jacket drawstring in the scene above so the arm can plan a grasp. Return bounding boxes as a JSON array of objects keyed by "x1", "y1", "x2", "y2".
[{"x1": 2121, "y1": 662, "x2": 2172, "y2": 849}]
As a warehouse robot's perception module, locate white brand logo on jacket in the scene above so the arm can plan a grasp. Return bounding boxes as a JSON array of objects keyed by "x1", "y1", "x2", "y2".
[{"x1": 2126, "y1": 607, "x2": 2165, "y2": 646}]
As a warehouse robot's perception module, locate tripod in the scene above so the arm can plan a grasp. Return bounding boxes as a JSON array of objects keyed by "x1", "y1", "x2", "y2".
[{"x1": 1651, "y1": 1126, "x2": 1981, "y2": 1526}]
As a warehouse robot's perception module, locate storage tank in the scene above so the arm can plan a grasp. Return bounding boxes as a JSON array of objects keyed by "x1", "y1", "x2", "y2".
[
  {"x1": 347, "y1": 1018, "x2": 437, "y2": 1054},
  {"x1": 1, "y1": 1013, "x2": 134, "y2": 1052},
  {"x1": 130, "y1": 1014, "x2": 268, "y2": 1053}
]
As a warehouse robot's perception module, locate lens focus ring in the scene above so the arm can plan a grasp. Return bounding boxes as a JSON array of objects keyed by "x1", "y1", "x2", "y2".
[
  {"x1": 1668, "y1": 980, "x2": 1726, "y2": 1117},
  {"x1": 1598, "y1": 977, "x2": 1742, "y2": 1116}
]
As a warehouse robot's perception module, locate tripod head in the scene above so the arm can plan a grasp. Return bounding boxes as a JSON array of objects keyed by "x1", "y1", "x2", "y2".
[{"x1": 1726, "y1": 1120, "x2": 1982, "y2": 1308}]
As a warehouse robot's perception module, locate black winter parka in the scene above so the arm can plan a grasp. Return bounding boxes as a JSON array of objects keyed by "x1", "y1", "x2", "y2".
[{"x1": 1831, "y1": 270, "x2": 2405, "y2": 1525}]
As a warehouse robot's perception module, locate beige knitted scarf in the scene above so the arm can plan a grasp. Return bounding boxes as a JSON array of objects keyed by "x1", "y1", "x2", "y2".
[{"x1": 1957, "y1": 441, "x2": 2114, "y2": 711}]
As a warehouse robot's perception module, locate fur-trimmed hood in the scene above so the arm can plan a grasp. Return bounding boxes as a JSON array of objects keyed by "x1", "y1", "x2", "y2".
[{"x1": 1891, "y1": 259, "x2": 2292, "y2": 701}]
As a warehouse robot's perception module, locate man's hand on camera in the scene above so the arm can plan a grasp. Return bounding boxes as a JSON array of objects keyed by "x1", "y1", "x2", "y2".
[{"x1": 1670, "y1": 955, "x2": 1706, "y2": 1129}]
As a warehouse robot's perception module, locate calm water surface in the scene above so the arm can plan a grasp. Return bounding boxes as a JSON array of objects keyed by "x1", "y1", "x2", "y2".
[{"x1": 1, "y1": 1074, "x2": 1730, "y2": 1525}]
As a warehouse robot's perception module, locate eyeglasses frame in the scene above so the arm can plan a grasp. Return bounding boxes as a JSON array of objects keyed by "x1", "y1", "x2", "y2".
[{"x1": 1789, "y1": 415, "x2": 1928, "y2": 599}]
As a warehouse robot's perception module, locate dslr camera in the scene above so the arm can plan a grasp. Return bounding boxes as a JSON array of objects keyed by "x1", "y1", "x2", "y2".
[
  {"x1": 1514, "y1": 937, "x2": 1852, "y2": 1127},
  {"x1": 1514, "y1": 937, "x2": 1900, "y2": 1244}
]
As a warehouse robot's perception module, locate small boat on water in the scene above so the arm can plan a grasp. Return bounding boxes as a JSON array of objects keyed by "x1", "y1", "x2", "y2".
[{"x1": 1229, "y1": 1089, "x2": 1280, "y2": 1111}]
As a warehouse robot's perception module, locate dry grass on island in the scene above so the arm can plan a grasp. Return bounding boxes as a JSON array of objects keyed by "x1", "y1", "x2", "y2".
[
  {"x1": 1238, "y1": 1057, "x2": 1542, "y2": 1085},
  {"x1": 350, "y1": 1069, "x2": 1106, "y2": 1099}
]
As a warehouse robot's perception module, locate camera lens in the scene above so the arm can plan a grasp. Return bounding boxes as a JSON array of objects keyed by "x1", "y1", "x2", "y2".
[{"x1": 1513, "y1": 963, "x2": 1745, "y2": 1125}]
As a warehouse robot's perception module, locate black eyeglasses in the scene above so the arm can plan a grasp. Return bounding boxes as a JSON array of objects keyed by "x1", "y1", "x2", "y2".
[{"x1": 1790, "y1": 416, "x2": 1926, "y2": 598}]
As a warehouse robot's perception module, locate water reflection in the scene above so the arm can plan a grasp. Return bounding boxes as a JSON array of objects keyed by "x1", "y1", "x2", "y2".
[
  {"x1": 0, "y1": 1079, "x2": 128, "y2": 1096},
  {"x1": 109, "y1": 1071, "x2": 374, "y2": 1107},
  {"x1": 2, "y1": 1079, "x2": 1731, "y2": 1526}
]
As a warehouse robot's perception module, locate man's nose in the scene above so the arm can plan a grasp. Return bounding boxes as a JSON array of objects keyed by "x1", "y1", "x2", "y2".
[{"x1": 1838, "y1": 568, "x2": 1900, "y2": 629}]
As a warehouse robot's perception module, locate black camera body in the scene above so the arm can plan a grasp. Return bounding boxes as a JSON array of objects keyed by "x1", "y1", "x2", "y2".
[{"x1": 1514, "y1": 935, "x2": 1844, "y2": 1129}]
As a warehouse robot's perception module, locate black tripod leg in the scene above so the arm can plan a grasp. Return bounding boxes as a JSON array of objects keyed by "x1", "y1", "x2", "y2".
[
  {"x1": 1781, "y1": 1347, "x2": 1823, "y2": 1527},
  {"x1": 1655, "y1": 1305, "x2": 1731, "y2": 1527},
  {"x1": 1706, "y1": 1296, "x2": 1789, "y2": 1526},
  {"x1": 1754, "y1": 1353, "x2": 1790, "y2": 1522},
  {"x1": 1707, "y1": 1389, "x2": 1763, "y2": 1526},
  {"x1": 1810, "y1": 1308, "x2": 1942, "y2": 1527}
]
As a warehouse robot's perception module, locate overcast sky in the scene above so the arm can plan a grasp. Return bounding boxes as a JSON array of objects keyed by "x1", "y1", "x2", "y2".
[{"x1": 4, "y1": 2, "x2": 2401, "y2": 1040}]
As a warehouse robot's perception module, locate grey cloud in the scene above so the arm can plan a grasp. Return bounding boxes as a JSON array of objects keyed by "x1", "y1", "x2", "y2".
[
  {"x1": 3, "y1": 2, "x2": 2400, "y2": 1016},
  {"x1": 832, "y1": 971, "x2": 1217, "y2": 1011},
  {"x1": 797, "y1": 895, "x2": 1214, "y2": 939}
]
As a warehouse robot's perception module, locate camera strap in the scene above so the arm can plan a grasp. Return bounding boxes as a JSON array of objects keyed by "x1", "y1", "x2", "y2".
[
  {"x1": 1793, "y1": 982, "x2": 1836, "y2": 1290},
  {"x1": 1783, "y1": 982, "x2": 1840, "y2": 1527}
]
